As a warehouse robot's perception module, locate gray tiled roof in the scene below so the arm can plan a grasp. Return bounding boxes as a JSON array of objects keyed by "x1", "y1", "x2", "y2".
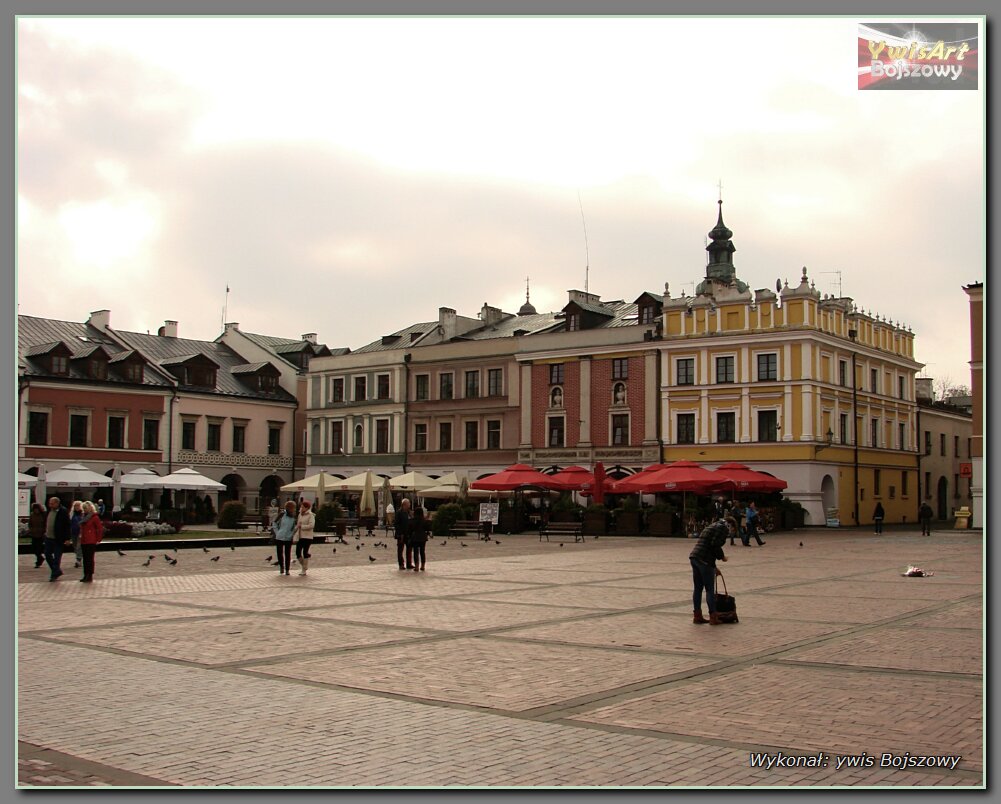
[
  {"x1": 566, "y1": 299, "x2": 616, "y2": 317},
  {"x1": 231, "y1": 362, "x2": 273, "y2": 374},
  {"x1": 18, "y1": 315, "x2": 174, "y2": 387},
  {"x1": 354, "y1": 322, "x2": 439, "y2": 353},
  {"x1": 241, "y1": 331, "x2": 337, "y2": 357},
  {"x1": 110, "y1": 329, "x2": 296, "y2": 402}
]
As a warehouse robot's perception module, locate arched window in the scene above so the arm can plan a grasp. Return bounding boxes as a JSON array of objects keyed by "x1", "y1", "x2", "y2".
[
  {"x1": 613, "y1": 382, "x2": 627, "y2": 405},
  {"x1": 550, "y1": 386, "x2": 564, "y2": 408},
  {"x1": 354, "y1": 423, "x2": 364, "y2": 449}
]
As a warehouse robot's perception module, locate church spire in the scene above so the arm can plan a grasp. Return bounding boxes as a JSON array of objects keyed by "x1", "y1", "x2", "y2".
[
  {"x1": 696, "y1": 196, "x2": 748, "y2": 296},
  {"x1": 518, "y1": 276, "x2": 538, "y2": 316}
]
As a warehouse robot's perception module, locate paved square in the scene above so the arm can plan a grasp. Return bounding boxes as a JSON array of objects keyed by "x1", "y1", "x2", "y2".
[{"x1": 17, "y1": 529, "x2": 984, "y2": 788}]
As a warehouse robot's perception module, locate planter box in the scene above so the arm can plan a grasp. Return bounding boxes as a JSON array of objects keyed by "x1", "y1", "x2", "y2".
[
  {"x1": 582, "y1": 511, "x2": 607, "y2": 536},
  {"x1": 645, "y1": 512, "x2": 675, "y2": 537},
  {"x1": 613, "y1": 510, "x2": 642, "y2": 535}
]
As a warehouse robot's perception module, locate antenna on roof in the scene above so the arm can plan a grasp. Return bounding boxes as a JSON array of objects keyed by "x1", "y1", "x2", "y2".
[
  {"x1": 578, "y1": 191, "x2": 590, "y2": 294},
  {"x1": 820, "y1": 269, "x2": 843, "y2": 297},
  {"x1": 222, "y1": 284, "x2": 230, "y2": 332}
]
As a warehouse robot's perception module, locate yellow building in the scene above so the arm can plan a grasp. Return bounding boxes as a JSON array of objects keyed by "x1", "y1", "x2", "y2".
[{"x1": 659, "y1": 203, "x2": 922, "y2": 527}]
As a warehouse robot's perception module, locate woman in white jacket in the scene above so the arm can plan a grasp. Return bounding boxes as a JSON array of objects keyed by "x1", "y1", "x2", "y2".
[{"x1": 294, "y1": 499, "x2": 316, "y2": 575}]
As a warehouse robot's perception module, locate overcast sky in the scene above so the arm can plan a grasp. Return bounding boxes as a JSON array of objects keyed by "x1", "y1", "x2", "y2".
[{"x1": 17, "y1": 16, "x2": 983, "y2": 388}]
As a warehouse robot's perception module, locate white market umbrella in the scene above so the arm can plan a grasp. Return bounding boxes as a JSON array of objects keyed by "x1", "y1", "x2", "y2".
[
  {"x1": 281, "y1": 470, "x2": 339, "y2": 503},
  {"x1": 421, "y1": 481, "x2": 464, "y2": 500},
  {"x1": 33, "y1": 464, "x2": 46, "y2": 505},
  {"x1": 44, "y1": 463, "x2": 110, "y2": 488},
  {"x1": 332, "y1": 470, "x2": 378, "y2": 492},
  {"x1": 158, "y1": 467, "x2": 226, "y2": 491},
  {"x1": 379, "y1": 476, "x2": 393, "y2": 523},
  {"x1": 119, "y1": 468, "x2": 161, "y2": 488},
  {"x1": 388, "y1": 470, "x2": 438, "y2": 492},
  {"x1": 111, "y1": 465, "x2": 123, "y2": 515},
  {"x1": 359, "y1": 471, "x2": 377, "y2": 517},
  {"x1": 17, "y1": 472, "x2": 38, "y2": 488}
]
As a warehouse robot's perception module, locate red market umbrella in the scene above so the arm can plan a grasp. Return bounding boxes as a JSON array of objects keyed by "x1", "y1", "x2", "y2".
[
  {"x1": 470, "y1": 464, "x2": 565, "y2": 491},
  {"x1": 711, "y1": 463, "x2": 788, "y2": 493},
  {"x1": 550, "y1": 466, "x2": 594, "y2": 491},
  {"x1": 617, "y1": 461, "x2": 721, "y2": 495},
  {"x1": 608, "y1": 463, "x2": 672, "y2": 494}
]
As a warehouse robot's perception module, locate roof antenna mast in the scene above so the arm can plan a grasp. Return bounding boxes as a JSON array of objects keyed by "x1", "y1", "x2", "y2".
[
  {"x1": 578, "y1": 191, "x2": 590, "y2": 294},
  {"x1": 222, "y1": 284, "x2": 229, "y2": 331}
]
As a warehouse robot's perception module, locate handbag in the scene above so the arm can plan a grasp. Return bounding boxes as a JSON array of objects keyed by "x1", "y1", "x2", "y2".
[{"x1": 714, "y1": 571, "x2": 738, "y2": 623}]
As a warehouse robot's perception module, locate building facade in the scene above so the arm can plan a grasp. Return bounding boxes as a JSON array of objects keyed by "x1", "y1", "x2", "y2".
[
  {"x1": 963, "y1": 282, "x2": 983, "y2": 527},
  {"x1": 916, "y1": 378, "x2": 974, "y2": 523}
]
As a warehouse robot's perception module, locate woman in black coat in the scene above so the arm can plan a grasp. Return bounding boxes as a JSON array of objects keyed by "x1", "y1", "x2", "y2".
[{"x1": 409, "y1": 506, "x2": 429, "y2": 572}]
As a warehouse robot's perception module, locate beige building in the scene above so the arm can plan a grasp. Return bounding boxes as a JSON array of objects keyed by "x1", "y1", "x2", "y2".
[{"x1": 915, "y1": 378, "x2": 974, "y2": 523}]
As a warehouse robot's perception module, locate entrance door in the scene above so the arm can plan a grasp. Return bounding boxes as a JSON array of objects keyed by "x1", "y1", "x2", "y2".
[{"x1": 937, "y1": 476, "x2": 948, "y2": 520}]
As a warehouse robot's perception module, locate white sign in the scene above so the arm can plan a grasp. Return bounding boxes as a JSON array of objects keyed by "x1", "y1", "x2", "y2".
[{"x1": 479, "y1": 502, "x2": 499, "y2": 525}]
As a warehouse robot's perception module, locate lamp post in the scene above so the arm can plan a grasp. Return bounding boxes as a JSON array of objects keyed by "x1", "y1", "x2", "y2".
[{"x1": 849, "y1": 327, "x2": 859, "y2": 526}]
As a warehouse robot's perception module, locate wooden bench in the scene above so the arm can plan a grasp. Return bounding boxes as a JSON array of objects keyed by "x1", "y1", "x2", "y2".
[
  {"x1": 449, "y1": 520, "x2": 489, "y2": 539},
  {"x1": 233, "y1": 515, "x2": 267, "y2": 533},
  {"x1": 539, "y1": 521, "x2": 583, "y2": 543}
]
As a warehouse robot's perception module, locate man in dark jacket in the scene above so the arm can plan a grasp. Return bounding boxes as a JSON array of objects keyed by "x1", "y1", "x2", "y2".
[
  {"x1": 395, "y1": 498, "x2": 412, "y2": 570},
  {"x1": 44, "y1": 496, "x2": 71, "y2": 582},
  {"x1": 690, "y1": 520, "x2": 730, "y2": 625},
  {"x1": 919, "y1": 501, "x2": 934, "y2": 535}
]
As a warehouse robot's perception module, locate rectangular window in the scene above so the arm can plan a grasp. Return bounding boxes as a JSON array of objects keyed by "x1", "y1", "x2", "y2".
[
  {"x1": 567, "y1": 314, "x2": 580, "y2": 331},
  {"x1": 717, "y1": 412, "x2": 736, "y2": 443},
  {"x1": 902, "y1": 471, "x2": 909, "y2": 496},
  {"x1": 676, "y1": 358, "x2": 695, "y2": 386},
  {"x1": 268, "y1": 427, "x2": 281, "y2": 455},
  {"x1": 69, "y1": 414, "x2": 88, "y2": 447},
  {"x1": 898, "y1": 376, "x2": 906, "y2": 399},
  {"x1": 51, "y1": 355, "x2": 68, "y2": 375},
  {"x1": 871, "y1": 419, "x2": 879, "y2": 448},
  {"x1": 757, "y1": 353, "x2": 777, "y2": 381},
  {"x1": 465, "y1": 421, "x2": 478, "y2": 450},
  {"x1": 465, "y1": 371, "x2": 480, "y2": 399},
  {"x1": 954, "y1": 474, "x2": 960, "y2": 497},
  {"x1": 331, "y1": 378, "x2": 344, "y2": 402},
  {"x1": 107, "y1": 416, "x2": 125, "y2": 449},
  {"x1": 487, "y1": 368, "x2": 503, "y2": 397},
  {"x1": 924, "y1": 431, "x2": 931, "y2": 455},
  {"x1": 377, "y1": 374, "x2": 390, "y2": 400},
  {"x1": 870, "y1": 368, "x2": 878, "y2": 393},
  {"x1": 547, "y1": 416, "x2": 565, "y2": 447},
  {"x1": 232, "y1": 424, "x2": 246, "y2": 454},
  {"x1": 207, "y1": 423, "x2": 221, "y2": 452},
  {"x1": 549, "y1": 364, "x2": 565, "y2": 385},
  {"x1": 439, "y1": 373, "x2": 454, "y2": 400},
  {"x1": 124, "y1": 362, "x2": 143, "y2": 383},
  {"x1": 439, "y1": 422, "x2": 452, "y2": 451},
  {"x1": 415, "y1": 374, "x2": 429, "y2": 401},
  {"x1": 330, "y1": 421, "x2": 343, "y2": 453},
  {"x1": 954, "y1": 435, "x2": 960, "y2": 457},
  {"x1": 839, "y1": 360, "x2": 848, "y2": 387},
  {"x1": 924, "y1": 471, "x2": 931, "y2": 497},
  {"x1": 611, "y1": 414, "x2": 629, "y2": 446},
  {"x1": 354, "y1": 376, "x2": 367, "y2": 402},
  {"x1": 874, "y1": 469, "x2": 881, "y2": 496},
  {"x1": 757, "y1": 410, "x2": 778, "y2": 442},
  {"x1": 612, "y1": 358, "x2": 629, "y2": 380},
  {"x1": 677, "y1": 413, "x2": 696, "y2": 444},
  {"x1": 143, "y1": 419, "x2": 159, "y2": 451},
  {"x1": 375, "y1": 420, "x2": 389, "y2": 453},
  {"x1": 639, "y1": 306, "x2": 656, "y2": 324},
  {"x1": 889, "y1": 485, "x2": 896, "y2": 500},
  {"x1": 486, "y1": 420, "x2": 501, "y2": 450},
  {"x1": 182, "y1": 421, "x2": 196, "y2": 451},
  {"x1": 414, "y1": 423, "x2": 427, "y2": 452},
  {"x1": 940, "y1": 433, "x2": 946, "y2": 456},
  {"x1": 899, "y1": 423, "x2": 906, "y2": 450},
  {"x1": 840, "y1": 413, "x2": 848, "y2": 444},
  {"x1": 715, "y1": 356, "x2": 734, "y2": 384}
]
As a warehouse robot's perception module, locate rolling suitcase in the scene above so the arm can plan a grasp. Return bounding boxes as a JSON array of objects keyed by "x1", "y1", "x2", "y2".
[{"x1": 715, "y1": 571, "x2": 738, "y2": 623}]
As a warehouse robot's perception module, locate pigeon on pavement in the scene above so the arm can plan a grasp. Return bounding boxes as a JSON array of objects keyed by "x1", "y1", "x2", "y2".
[
  {"x1": 210, "y1": 556, "x2": 221, "y2": 562},
  {"x1": 203, "y1": 547, "x2": 210, "y2": 553},
  {"x1": 142, "y1": 559, "x2": 151, "y2": 567},
  {"x1": 169, "y1": 558, "x2": 178, "y2": 566},
  {"x1": 369, "y1": 556, "x2": 377, "y2": 562},
  {"x1": 116, "y1": 550, "x2": 126, "y2": 557}
]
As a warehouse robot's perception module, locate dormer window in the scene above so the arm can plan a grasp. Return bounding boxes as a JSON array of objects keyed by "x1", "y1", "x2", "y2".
[
  {"x1": 567, "y1": 314, "x2": 580, "y2": 331},
  {"x1": 640, "y1": 306, "x2": 656, "y2": 324},
  {"x1": 51, "y1": 355, "x2": 68, "y2": 375},
  {"x1": 260, "y1": 374, "x2": 277, "y2": 392},
  {"x1": 186, "y1": 366, "x2": 216, "y2": 387},
  {"x1": 88, "y1": 359, "x2": 108, "y2": 380},
  {"x1": 123, "y1": 362, "x2": 144, "y2": 383}
]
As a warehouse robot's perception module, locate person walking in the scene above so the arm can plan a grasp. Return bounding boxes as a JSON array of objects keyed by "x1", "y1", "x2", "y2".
[
  {"x1": 919, "y1": 501, "x2": 934, "y2": 535},
  {"x1": 28, "y1": 502, "x2": 46, "y2": 568},
  {"x1": 409, "y1": 505, "x2": 429, "y2": 571},
  {"x1": 96, "y1": 498, "x2": 106, "y2": 518},
  {"x1": 44, "y1": 496, "x2": 70, "y2": 582},
  {"x1": 742, "y1": 501, "x2": 765, "y2": 546},
  {"x1": 395, "y1": 498, "x2": 413, "y2": 570},
  {"x1": 271, "y1": 500, "x2": 297, "y2": 575},
  {"x1": 294, "y1": 499, "x2": 316, "y2": 576},
  {"x1": 690, "y1": 519, "x2": 730, "y2": 625},
  {"x1": 69, "y1": 500, "x2": 84, "y2": 569},
  {"x1": 78, "y1": 500, "x2": 104, "y2": 583},
  {"x1": 872, "y1": 501, "x2": 885, "y2": 535}
]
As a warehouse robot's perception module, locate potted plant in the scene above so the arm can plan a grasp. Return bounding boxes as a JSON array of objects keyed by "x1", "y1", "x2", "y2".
[
  {"x1": 582, "y1": 503, "x2": 608, "y2": 536},
  {"x1": 550, "y1": 493, "x2": 583, "y2": 523},
  {"x1": 614, "y1": 496, "x2": 642, "y2": 535},
  {"x1": 645, "y1": 502, "x2": 676, "y2": 537}
]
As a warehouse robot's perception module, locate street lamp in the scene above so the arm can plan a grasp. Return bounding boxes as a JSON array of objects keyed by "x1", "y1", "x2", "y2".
[{"x1": 848, "y1": 327, "x2": 859, "y2": 526}]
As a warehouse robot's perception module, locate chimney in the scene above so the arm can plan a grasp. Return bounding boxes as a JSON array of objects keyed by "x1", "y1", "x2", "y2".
[
  {"x1": 88, "y1": 309, "x2": 111, "y2": 331},
  {"x1": 159, "y1": 320, "x2": 178, "y2": 338},
  {"x1": 479, "y1": 303, "x2": 504, "y2": 327},
  {"x1": 915, "y1": 377, "x2": 934, "y2": 402},
  {"x1": 301, "y1": 333, "x2": 317, "y2": 344},
  {"x1": 568, "y1": 289, "x2": 601, "y2": 307},
  {"x1": 439, "y1": 307, "x2": 457, "y2": 341},
  {"x1": 224, "y1": 322, "x2": 240, "y2": 333}
]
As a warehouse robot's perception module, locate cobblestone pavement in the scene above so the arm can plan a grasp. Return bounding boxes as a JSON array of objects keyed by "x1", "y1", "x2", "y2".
[{"x1": 17, "y1": 528, "x2": 983, "y2": 788}]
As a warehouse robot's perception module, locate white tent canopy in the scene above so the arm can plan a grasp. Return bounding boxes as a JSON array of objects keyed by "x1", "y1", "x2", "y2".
[
  {"x1": 119, "y1": 468, "x2": 162, "y2": 488},
  {"x1": 44, "y1": 463, "x2": 111, "y2": 488},
  {"x1": 17, "y1": 472, "x2": 39, "y2": 488},
  {"x1": 280, "y1": 471, "x2": 339, "y2": 493},
  {"x1": 388, "y1": 470, "x2": 438, "y2": 491},
  {"x1": 158, "y1": 467, "x2": 226, "y2": 491},
  {"x1": 331, "y1": 470, "x2": 380, "y2": 493}
]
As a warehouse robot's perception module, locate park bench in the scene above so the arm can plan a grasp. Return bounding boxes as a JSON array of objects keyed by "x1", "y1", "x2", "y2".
[
  {"x1": 449, "y1": 520, "x2": 490, "y2": 539},
  {"x1": 234, "y1": 515, "x2": 267, "y2": 533},
  {"x1": 539, "y1": 521, "x2": 584, "y2": 543}
]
